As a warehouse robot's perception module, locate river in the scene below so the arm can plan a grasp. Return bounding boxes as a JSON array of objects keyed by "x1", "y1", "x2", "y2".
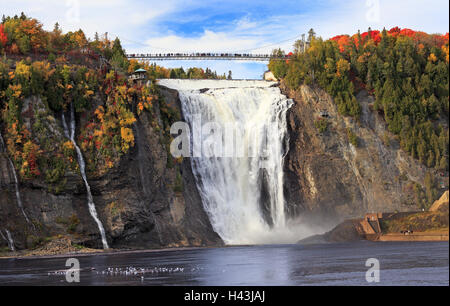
[{"x1": 0, "y1": 242, "x2": 447, "y2": 286}]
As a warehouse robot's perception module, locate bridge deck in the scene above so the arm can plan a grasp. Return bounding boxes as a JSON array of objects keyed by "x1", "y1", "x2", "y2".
[{"x1": 126, "y1": 54, "x2": 288, "y2": 61}]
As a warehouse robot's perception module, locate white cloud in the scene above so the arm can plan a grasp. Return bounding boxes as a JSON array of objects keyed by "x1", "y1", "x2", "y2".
[
  {"x1": 138, "y1": 30, "x2": 259, "y2": 53},
  {"x1": 0, "y1": 0, "x2": 178, "y2": 40}
]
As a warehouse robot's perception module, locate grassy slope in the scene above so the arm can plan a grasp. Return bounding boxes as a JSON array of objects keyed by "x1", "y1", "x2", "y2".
[{"x1": 380, "y1": 211, "x2": 449, "y2": 233}]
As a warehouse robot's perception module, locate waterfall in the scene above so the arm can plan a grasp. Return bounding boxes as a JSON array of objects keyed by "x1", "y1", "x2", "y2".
[
  {"x1": 0, "y1": 131, "x2": 30, "y2": 224},
  {"x1": 0, "y1": 229, "x2": 16, "y2": 252},
  {"x1": 62, "y1": 104, "x2": 109, "y2": 249},
  {"x1": 5, "y1": 229, "x2": 15, "y2": 252},
  {"x1": 0, "y1": 230, "x2": 8, "y2": 249},
  {"x1": 159, "y1": 79, "x2": 297, "y2": 244}
]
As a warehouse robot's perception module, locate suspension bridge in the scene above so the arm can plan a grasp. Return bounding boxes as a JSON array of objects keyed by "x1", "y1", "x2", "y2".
[{"x1": 126, "y1": 53, "x2": 290, "y2": 61}]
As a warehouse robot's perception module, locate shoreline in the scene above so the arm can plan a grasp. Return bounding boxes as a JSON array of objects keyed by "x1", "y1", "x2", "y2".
[
  {"x1": 0, "y1": 245, "x2": 221, "y2": 260},
  {"x1": 367, "y1": 231, "x2": 449, "y2": 242},
  {"x1": 2, "y1": 239, "x2": 449, "y2": 260},
  {"x1": 0, "y1": 243, "x2": 267, "y2": 260},
  {"x1": 298, "y1": 206, "x2": 449, "y2": 245}
]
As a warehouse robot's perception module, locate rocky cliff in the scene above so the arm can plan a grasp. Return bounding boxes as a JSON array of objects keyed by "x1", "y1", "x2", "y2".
[
  {"x1": 0, "y1": 87, "x2": 222, "y2": 251},
  {"x1": 1, "y1": 78, "x2": 448, "y2": 252},
  {"x1": 282, "y1": 81, "x2": 448, "y2": 227},
  {"x1": 429, "y1": 190, "x2": 449, "y2": 212}
]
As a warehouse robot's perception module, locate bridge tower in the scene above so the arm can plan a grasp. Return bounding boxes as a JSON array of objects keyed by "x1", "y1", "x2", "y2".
[{"x1": 302, "y1": 34, "x2": 306, "y2": 53}]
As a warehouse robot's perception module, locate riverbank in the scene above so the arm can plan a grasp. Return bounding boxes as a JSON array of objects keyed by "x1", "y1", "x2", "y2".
[
  {"x1": 370, "y1": 231, "x2": 448, "y2": 242},
  {"x1": 0, "y1": 237, "x2": 102, "y2": 259},
  {"x1": 299, "y1": 191, "x2": 449, "y2": 244},
  {"x1": 3, "y1": 190, "x2": 448, "y2": 257},
  {"x1": 0, "y1": 236, "x2": 222, "y2": 260},
  {"x1": 299, "y1": 222, "x2": 449, "y2": 244}
]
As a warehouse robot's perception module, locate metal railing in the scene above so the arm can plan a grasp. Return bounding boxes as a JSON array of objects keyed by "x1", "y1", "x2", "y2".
[{"x1": 126, "y1": 53, "x2": 289, "y2": 61}]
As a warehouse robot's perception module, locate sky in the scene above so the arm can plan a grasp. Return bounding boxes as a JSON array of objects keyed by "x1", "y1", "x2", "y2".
[{"x1": 1, "y1": 0, "x2": 449, "y2": 78}]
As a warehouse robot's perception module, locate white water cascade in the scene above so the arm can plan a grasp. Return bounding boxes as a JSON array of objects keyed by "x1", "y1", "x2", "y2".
[
  {"x1": 62, "y1": 104, "x2": 109, "y2": 249},
  {"x1": 0, "y1": 229, "x2": 16, "y2": 252},
  {"x1": 0, "y1": 132, "x2": 30, "y2": 224},
  {"x1": 159, "y1": 79, "x2": 299, "y2": 244},
  {"x1": 5, "y1": 229, "x2": 15, "y2": 252}
]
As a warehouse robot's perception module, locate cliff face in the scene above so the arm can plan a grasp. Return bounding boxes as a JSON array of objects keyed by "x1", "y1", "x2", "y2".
[
  {"x1": 0, "y1": 88, "x2": 222, "y2": 251},
  {"x1": 2, "y1": 79, "x2": 447, "y2": 251},
  {"x1": 282, "y1": 82, "x2": 448, "y2": 227},
  {"x1": 429, "y1": 190, "x2": 449, "y2": 212}
]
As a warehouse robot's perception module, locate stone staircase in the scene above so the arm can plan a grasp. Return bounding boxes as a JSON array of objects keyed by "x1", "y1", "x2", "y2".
[{"x1": 359, "y1": 213, "x2": 383, "y2": 237}]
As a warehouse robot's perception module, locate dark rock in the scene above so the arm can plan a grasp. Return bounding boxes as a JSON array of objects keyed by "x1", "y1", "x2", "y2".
[
  {"x1": 258, "y1": 169, "x2": 273, "y2": 227},
  {"x1": 0, "y1": 89, "x2": 223, "y2": 251},
  {"x1": 298, "y1": 219, "x2": 364, "y2": 244},
  {"x1": 281, "y1": 81, "x2": 438, "y2": 229}
]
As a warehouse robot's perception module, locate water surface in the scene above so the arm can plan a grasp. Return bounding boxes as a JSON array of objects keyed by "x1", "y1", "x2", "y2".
[{"x1": 0, "y1": 242, "x2": 448, "y2": 286}]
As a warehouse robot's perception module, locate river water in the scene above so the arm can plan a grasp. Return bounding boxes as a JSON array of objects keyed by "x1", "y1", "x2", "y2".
[{"x1": 0, "y1": 242, "x2": 447, "y2": 286}]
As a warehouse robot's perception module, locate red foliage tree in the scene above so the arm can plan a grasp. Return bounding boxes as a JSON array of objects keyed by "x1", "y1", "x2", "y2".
[
  {"x1": 332, "y1": 28, "x2": 447, "y2": 54},
  {"x1": 331, "y1": 35, "x2": 351, "y2": 53},
  {"x1": 286, "y1": 51, "x2": 293, "y2": 63},
  {"x1": 388, "y1": 27, "x2": 401, "y2": 37},
  {"x1": 399, "y1": 28, "x2": 416, "y2": 38},
  {"x1": 0, "y1": 24, "x2": 7, "y2": 48},
  {"x1": 359, "y1": 30, "x2": 381, "y2": 45}
]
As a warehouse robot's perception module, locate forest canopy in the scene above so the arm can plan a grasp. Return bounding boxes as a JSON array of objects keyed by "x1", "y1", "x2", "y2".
[
  {"x1": 0, "y1": 14, "x2": 224, "y2": 189},
  {"x1": 269, "y1": 27, "x2": 449, "y2": 172}
]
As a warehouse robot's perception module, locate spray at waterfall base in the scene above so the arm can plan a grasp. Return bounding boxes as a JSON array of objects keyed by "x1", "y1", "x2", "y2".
[{"x1": 161, "y1": 79, "x2": 319, "y2": 245}]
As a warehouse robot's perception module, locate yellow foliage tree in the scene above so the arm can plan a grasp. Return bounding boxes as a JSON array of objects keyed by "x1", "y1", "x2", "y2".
[
  {"x1": 428, "y1": 53, "x2": 438, "y2": 63},
  {"x1": 15, "y1": 61, "x2": 31, "y2": 80},
  {"x1": 120, "y1": 127, "x2": 134, "y2": 152},
  {"x1": 336, "y1": 58, "x2": 350, "y2": 78}
]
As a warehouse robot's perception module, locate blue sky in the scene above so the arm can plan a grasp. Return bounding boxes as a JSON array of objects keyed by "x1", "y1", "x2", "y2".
[{"x1": 1, "y1": 0, "x2": 449, "y2": 78}]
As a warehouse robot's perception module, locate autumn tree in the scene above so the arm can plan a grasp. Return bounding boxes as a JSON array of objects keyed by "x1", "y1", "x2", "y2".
[
  {"x1": 0, "y1": 24, "x2": 7, "y2": 51},
  {"x1": 277, "y1": 27, "x2": 448, "y2": 169}
]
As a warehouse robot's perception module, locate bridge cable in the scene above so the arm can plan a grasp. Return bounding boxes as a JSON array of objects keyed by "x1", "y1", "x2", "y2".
[
  {"x1": 109, "y1": 31, "x2": 302, "y2": 55},
  {"x1": 230, "y1": 34, "x2": 303, "y2": 53}
]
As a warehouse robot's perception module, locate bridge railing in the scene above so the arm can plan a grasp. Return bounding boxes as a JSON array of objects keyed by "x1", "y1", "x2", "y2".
[{"x1": 126, "y1": 53, "x2": 289, "y2": 60}]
